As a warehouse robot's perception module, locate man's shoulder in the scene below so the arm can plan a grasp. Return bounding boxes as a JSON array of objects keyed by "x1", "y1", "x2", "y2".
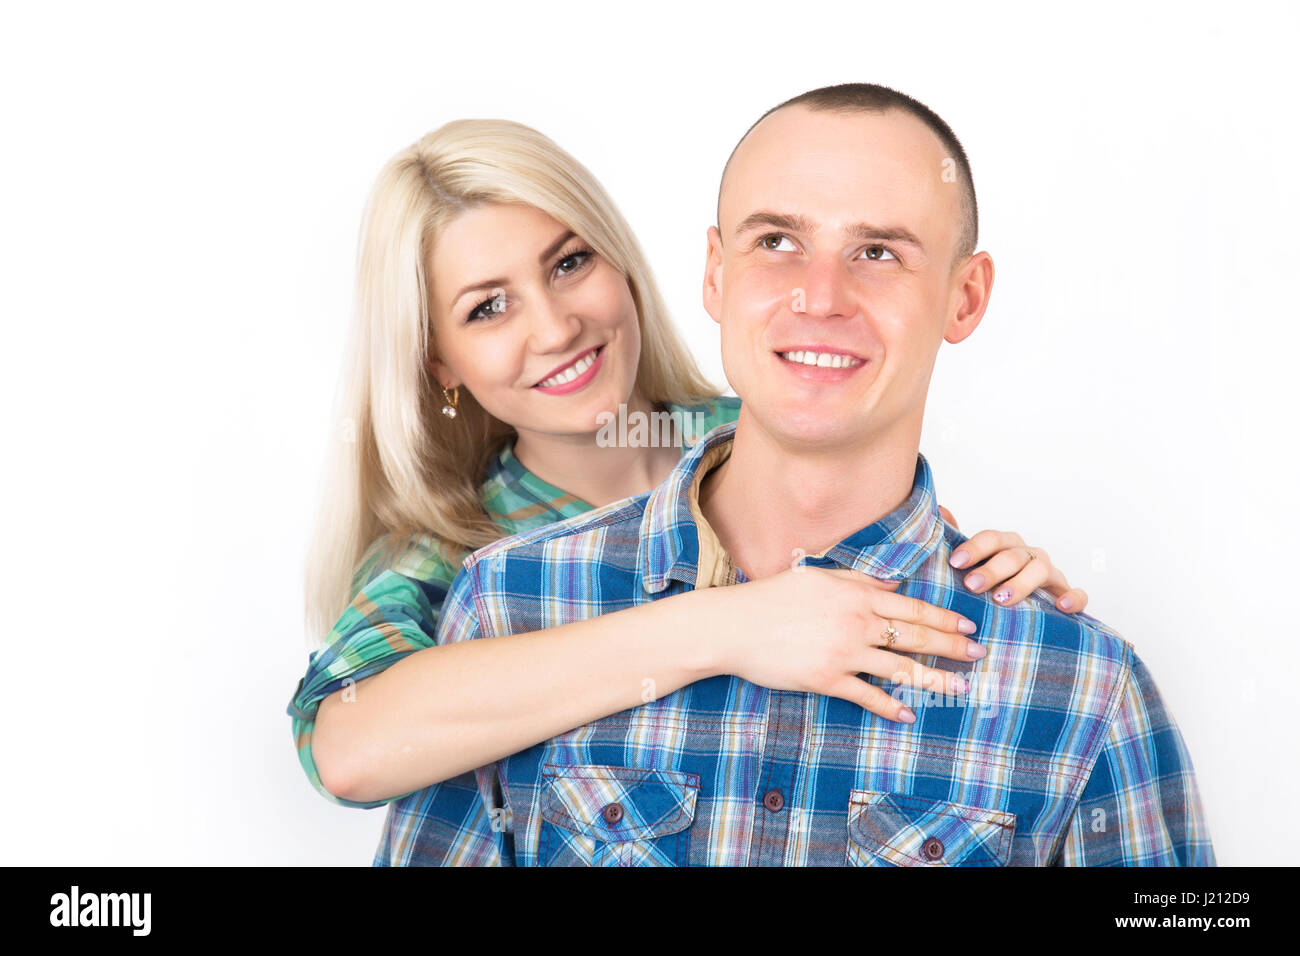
[
  {"x1": 461, "y1": 492, "x2": 651, "y2": 576},
  {"x1": 1012, "y1": 589, "x2": 1135, "y2": 682},
  {"x1": 939, "y1": 519, "x2": 1133, "y2": 654},
  {"x1": 1061, "y1": 607, "x2": 1135, "y2": 657},
  {"x1": 935, "y1": 521, "x2": 1138, "y2": 732},
  {"x1": 1017, "y1": 593, "x2": 1139, "y2": 712},
  {"x1": 448, "y1": 494, "x2": 653, "y2": 637}
]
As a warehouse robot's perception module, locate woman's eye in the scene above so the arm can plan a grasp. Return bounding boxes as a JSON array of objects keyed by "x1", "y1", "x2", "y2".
[
  {"x1": 466, "y1": 291, "x2": 507, "y2": 323},
  {"x1": 861, "y1": 245, "x2": 897, "y2": 261},
  {"x1": 555, "y1": 249, "x2": 593, "y2": 276},
  {"x1": 759, "y1": 233, "x2": 796, "y2": 252}
]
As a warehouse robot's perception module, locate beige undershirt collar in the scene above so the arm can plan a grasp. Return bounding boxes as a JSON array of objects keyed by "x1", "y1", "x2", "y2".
[{"x1": 686, "y1": 437, "x2": 835, "y2": 588}]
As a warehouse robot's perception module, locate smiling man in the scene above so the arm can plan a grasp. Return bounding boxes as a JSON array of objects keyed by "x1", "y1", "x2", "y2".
[
  {"x1": 431, "y1": 83, "x2": 1216, "y2": 866},
  {"x1": 698, "y1": 91, "x2": 990, "y2": 584}
]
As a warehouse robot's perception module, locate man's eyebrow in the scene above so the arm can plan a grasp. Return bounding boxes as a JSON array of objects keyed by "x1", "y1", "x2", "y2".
[
  {"x1": 734, "y1": 211, "x2": 925, "y2": 251},
  {"x1": 733, "y1": 211, "x2": 817, "y2": 238},
  {"x1": 843, "y1": 222, "x2": 925, "y2": 249},
  {"x1": 450, "y1": 229, "x2": 577, "y2": 305}
]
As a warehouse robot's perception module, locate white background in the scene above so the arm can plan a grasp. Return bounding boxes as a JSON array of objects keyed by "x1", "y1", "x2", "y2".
[{"x1": 2, "y1": 0, "x2": 1295, "y2": 865}]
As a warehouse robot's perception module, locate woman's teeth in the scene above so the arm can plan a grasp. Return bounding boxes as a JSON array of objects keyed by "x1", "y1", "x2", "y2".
[
  {"x1": 779, "y1": 350, "x2": 864, "y2": 369},
  {"x1": 537, "y1": 349, "x2": 598, "y2": 388}
]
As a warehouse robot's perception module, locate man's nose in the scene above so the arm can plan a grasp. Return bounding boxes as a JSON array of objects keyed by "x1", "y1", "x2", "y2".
[{"x1": 794, "y1": 255, "x2": 855, "y2": 320}]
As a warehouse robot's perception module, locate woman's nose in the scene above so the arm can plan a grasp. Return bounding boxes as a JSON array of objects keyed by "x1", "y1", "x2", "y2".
[{"x1": 527, "y1": 294, "x2": 583, "y2": 353}]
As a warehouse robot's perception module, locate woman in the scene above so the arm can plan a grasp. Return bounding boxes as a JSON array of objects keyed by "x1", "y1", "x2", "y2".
[{"x1": 290, "y1": 119, "x2": 1087, "y2": 857}]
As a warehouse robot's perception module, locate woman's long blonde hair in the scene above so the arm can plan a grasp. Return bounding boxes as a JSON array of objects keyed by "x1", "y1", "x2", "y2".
[{"x1": 304, "y1": 119, "x2": 719, "y2": 649}]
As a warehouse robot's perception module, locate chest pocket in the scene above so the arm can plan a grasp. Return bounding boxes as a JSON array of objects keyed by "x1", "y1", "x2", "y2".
[
  {"x1": 537, "y1": 765, "x2": 699, "y2": 867},
  {"x1": 846, "y1": 790, "x2": 1016, "y2": 866}
]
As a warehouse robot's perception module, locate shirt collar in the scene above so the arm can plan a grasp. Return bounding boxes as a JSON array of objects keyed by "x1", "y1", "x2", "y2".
[
  {"x1": 639, "y1": 419, "x2": 945, "y2": 593},
  {"x1": 483, "y1": 437, "x2": 592, "y2": 523}
]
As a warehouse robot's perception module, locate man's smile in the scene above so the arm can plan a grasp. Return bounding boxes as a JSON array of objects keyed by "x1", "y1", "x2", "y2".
[{"x1": 774, "y1": 346, "x2": 869, "y2": 381}]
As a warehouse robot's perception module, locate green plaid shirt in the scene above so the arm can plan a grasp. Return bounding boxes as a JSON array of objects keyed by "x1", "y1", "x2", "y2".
[{"x1": 287, "y1": 398, "x2": 741, "y2": 808}]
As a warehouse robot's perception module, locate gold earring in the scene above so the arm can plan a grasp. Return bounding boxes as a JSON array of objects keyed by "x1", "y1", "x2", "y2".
[{"x1": 441, "y1": 385, "x2": 460, "y2": 419}]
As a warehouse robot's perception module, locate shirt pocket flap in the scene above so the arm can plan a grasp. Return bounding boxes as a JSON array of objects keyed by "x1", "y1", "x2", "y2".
[
  {"x1": 540, "y1": 765, "x2": 700, "y2": 844},
  {"x1": 848, "y1": 790, "x2": 1016, "y2": 866}
]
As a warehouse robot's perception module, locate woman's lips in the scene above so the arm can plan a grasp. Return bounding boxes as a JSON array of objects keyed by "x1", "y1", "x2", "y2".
[{"x1": 533, "y1": 346, "x2": 604, "y2": 395}]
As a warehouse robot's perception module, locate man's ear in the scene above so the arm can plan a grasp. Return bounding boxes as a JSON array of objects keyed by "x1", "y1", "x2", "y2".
[
  {"x1": 943, "y1": 251, "x2": 994, "y2": 345},
  {"x1": 702, "y1": 225, "x2": 724, "y2": 327}
]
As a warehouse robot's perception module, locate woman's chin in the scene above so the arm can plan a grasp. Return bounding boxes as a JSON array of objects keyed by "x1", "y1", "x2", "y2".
[{"x1": 511, "y1": 388, "x2": 617, "y2": 437}]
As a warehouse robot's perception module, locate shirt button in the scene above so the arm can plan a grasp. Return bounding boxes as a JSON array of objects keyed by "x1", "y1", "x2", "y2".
[
  {"x1": 921, "y1": 836, "x2": 945, "y2": 861},
  {"x1": 762, "y1": 789, "x2": 785, "y2": 812},
  {"x1": 602, "y1": 802, "x2": 624, "y2": 824}
]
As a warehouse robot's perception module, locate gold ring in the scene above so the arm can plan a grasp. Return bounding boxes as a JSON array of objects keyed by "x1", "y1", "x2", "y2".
[
  {"x1": 1026, "y1": 549, "x2": 1037, "y2": 561},
  {"x1": 881, "y1": 622, "x2": 899, "y2": 648}
]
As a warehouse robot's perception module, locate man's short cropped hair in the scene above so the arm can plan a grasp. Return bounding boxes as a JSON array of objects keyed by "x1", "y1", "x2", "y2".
[{"x1": 717, "y1": 82, "x2": 979, "y2": 264}]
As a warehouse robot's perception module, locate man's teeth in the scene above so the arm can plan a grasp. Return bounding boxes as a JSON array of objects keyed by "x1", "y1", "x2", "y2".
[
  {"x1": 537, "y1": 349, "x2": 597, "y2": 388},
  {"x1": 779, "y1": 350, "x2": 864, "y2": 369}
]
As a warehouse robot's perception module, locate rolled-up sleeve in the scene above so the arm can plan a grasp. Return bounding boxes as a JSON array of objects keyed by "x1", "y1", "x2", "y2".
[
  {"x1": 1053, "y1": 646, "x2": 1216, "y2": 866},
  {"x1": 288, "y1": 555, "x2": 453, "y2": 809}
]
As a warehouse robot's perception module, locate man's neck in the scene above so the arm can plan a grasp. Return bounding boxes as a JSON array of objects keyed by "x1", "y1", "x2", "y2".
[{"x1": 698, "y1": 410, "x2": 922, "y2": 580}]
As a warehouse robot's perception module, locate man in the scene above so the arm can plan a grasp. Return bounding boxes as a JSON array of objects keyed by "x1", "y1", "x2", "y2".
[{"x1": 428, "y1": 83, "x2": 1215, "y2": 866}]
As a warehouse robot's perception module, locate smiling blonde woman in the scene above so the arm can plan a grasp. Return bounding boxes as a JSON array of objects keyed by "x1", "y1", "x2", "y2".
[{"x1": 289, "y1": 119, "x2": 1087, "y2": 858}]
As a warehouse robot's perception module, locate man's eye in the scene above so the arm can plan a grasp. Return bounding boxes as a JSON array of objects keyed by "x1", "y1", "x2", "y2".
[
  {"x1": 861, "y1": 245, "x2": 897, "y2": 261},
  {"x1": 759, "y1": 233, "x2": 796, "y2": 252}
]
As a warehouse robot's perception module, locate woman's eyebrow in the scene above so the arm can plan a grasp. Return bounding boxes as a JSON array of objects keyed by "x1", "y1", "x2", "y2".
[
  {"x1": 537, "y1": 229, "x2": 576, "y2": 265},
  {"x1": 449, "y1": 229, "x2": 578, "y2": 305},
  {"x1": 451, "y1": 274, "x2": 507, "y2": 306}
]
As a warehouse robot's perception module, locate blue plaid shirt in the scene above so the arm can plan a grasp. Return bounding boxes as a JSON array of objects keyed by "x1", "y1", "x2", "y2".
[{"x1": 379, "y1": 420, "x2": 1215, "y2": 866}]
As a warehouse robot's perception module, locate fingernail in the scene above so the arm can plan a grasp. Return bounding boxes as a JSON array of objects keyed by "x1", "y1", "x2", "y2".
[
  {"x1": 993, "y1": 588, "x2": 1012, "y2": 603},
  {"x1": 950, "y1": 549, "x2": 970, "y2": 568},
  {"x1": 967, "y1": 641, "x2": 986, "y2": 660},
  {"x1": 898, "y1": 706, "x2": 916, "y2": 723},
  {"x1": 965, "y1": 573, "x2": 985, "y2": 590},
  {"x1": 957, "y1": 617, "x2": 977, "y2": 634},
  {"x1": 1059, "y1": 596, "x2": 1074, "y2": 610}
]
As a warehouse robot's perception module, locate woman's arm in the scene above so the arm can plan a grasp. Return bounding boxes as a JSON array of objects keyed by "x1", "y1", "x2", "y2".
[
  {"x1": 289, "y1": 564, "x2": 446, "y2": 809},
  {"x1": 313, "y1": 565, "x2": 982, "y2": 805}
]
